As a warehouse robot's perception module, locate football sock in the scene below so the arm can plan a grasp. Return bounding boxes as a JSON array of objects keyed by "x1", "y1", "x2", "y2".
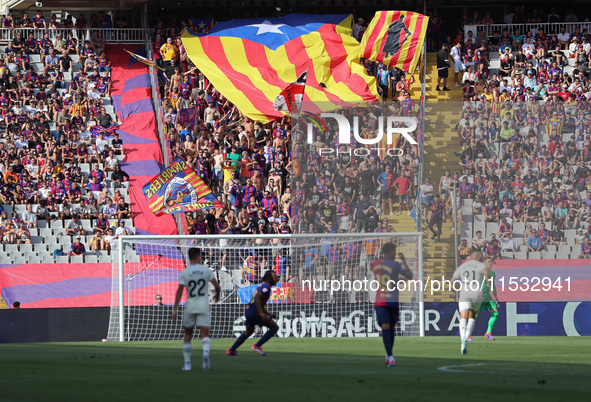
[
  {"x1": 230, "y1": 333, "x2": 248, "y2": 351},
  {"x1": 459, "y1": 318, "x2": 467, "y2": 340},
  {"x1": 382, "y1": 329, "x2": 393, "y2": 357},
  {"x1": 255, "y1": 329, "x2": 277, "y2": 347},
  {"x1": 202, "y1": 337, "x2": 211, "y2": 358},
  {"x1": 487, "y1": 312, "x2": 499, "y2": 334},
  {"x1": 182, "y1": 342, "x2": 192, "y2": 364},
  {"x1": 466, "y1": 318, "x2": 476, "y2": 339},
  {"x1": 390, "y1": 330, "x2": 395, "y2": 351}
]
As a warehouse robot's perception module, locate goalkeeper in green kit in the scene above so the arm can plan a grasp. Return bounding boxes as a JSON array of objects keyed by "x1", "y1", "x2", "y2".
[{"x1": 474, "y1": 256, "x2": 500, "y2": 340}]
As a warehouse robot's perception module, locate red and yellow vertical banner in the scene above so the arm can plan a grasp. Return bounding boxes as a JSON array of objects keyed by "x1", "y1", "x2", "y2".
[{"x1": 359, "y1": 11, "x2": 428, "y2": 73}]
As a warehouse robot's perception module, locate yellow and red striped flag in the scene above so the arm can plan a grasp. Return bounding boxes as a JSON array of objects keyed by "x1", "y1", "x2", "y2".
[
  {"x1": 359, "y1": 11, "x2": 428, "y2": 73},
  {"x1": 181, "y1": 14, "x2": 380, "y2": 123}
]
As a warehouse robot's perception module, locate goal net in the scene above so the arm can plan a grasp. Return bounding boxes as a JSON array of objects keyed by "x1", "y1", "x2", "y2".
[{"x1": 106, "y1": 233, "x2": 423, "y2": 341}]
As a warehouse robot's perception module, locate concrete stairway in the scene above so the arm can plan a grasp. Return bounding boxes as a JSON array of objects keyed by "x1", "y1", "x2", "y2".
[{"x1": 420, "y1": 52, "x2": 464, "y2": 302}]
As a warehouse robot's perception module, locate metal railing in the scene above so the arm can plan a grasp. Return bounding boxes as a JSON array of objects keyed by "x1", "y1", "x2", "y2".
[
  {"x1": 0, "y1": 27, "x2": 149, "y2": 44},
  {"x1": 464, "y1": 21, "x2": 591, "y2": 40}
]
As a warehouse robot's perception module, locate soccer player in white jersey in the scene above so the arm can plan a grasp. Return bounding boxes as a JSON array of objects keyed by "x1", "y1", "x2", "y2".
[
  {"x1": 452, "y1": 250, "x2": 493, "y2": 355},
  {"x1": 172, "y1": 248, "x2": 221, "y2": 371}
]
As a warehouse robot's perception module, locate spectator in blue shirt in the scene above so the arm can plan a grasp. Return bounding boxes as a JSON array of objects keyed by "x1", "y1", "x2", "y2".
[{"x1": 527, "y1": 231, "x2": 544, "y2": 254}]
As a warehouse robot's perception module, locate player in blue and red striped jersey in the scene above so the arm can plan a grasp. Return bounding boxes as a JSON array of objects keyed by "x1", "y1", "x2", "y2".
[
  {"x1": 371, "y1": 242, "x2": 412, "y2": 367},
  {"x1": 227, "y1": 270, "x2": 279, "y2": 356}
]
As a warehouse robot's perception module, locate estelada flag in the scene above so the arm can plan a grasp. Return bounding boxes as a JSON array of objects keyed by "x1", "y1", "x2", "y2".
[
  {"x1": 189, "y1": 18, "x2": 214, "y2": 33},
  {"x1": 273, "y1": 70, "x2": 307, "y2": 113},
  {"x1": 142, "y1": 158, "x2": 222, "y2": 216},
  {"x1": 360, "y1": 11, "x2": 428, "y2": 73},
  {"x1": 181, "y1": 14, "x2": 380, "y2": 123}
]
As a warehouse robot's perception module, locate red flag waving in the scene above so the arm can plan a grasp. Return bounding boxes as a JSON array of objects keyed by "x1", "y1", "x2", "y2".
[{"x1": 273, "y1": 70, "x2": 308, "y2": 113}]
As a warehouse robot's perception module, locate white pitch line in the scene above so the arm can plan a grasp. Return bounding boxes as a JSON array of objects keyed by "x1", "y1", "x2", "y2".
[
  {"x1": 438, "y1": 363, "x2": 488, "y2": 373},
  {"x1": 437, "y1": 363, "x2": 578, "y2": 376}
]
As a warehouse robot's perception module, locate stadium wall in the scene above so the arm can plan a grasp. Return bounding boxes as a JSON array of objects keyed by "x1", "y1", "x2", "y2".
[
  {"x1": 0, "y1": 308, "x2": 109, "y2": 343},
  {"x1": 1, "y1": 302, "x2": 589, "y2": 343}
]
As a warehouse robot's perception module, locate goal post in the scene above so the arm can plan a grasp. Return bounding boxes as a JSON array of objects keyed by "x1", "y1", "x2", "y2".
[{"x1": 107, "y1": 232, "x2": 424, "y2": 342}]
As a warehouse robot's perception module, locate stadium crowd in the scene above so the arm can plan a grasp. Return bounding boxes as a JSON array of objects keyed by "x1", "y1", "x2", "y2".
[
  {"x1": 146, "y1": 15, "x2": 424, "y2": 281},
  {"x1": 0, "y1": 11, "x2": 135, "y2": 262},
  {"x1": 439, "y1": 24, "x2": 591, "y2": 260}
]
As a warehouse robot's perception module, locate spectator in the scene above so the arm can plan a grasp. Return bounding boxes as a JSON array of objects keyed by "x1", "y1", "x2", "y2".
[
  {"x1": 500, "y1": 232, "x2": 520, "y2": 256},
  {"x1": 69, "y1": 235, "x2": 86, "y2": 257},
  {"x1": 109, "y1": 164, "x2": 129, "y2": 190},
  {"x1": 393, "y1": 170, "x2": 412, "y2": 215},
  {"x1": 65, "y1": 214, "x2": 85, "y2": 237},
  {"x1": 579, "y1": 237, "x2": 591, "y2": 259},
  {"x1": 16, "y1": 223, "x2": 31, "y2": 250},
  {"x1": 527, "y1": 231, "x2": 545, "y2": 255},
  {"x1": 472, "y1": 230, "x2": 488, "y2": 251},
  {"x1": 429, "y1": 194, "x2": 445, "y2": 243},
  {"x1": 22, "y1": 203, "x2": 37, "y2": 228},
  {"x1": 115, "y1": 220, "x2": 134, "y2": 237},
  {"x1": 458, "y1": 239, "x2": 471, "y2": 259}
]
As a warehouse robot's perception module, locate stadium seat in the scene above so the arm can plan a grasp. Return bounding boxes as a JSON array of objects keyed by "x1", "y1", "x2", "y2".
[
  {"x1": 486, "y1": 222, "x2": 498, "y2": 237},
  {"x1": 5, "y1": 244, "x2": 18, "y2": 253},
  {"x1": 71, "y1": 255, "x2": 84, "y2": 263},
  {"x1": 31, "y1": 236, "x2": 42, "y2": 243},
  {"x1": 513, "y1": 222, "x2": 525, "y2": 234},
  {"x1": 19, "y1": 244, "x2": 33, "y2": 253},
  {"x1": 28, "y1": 255, "x2": 42, "y2": 264},
  {"x1": 56, "y1": 255, "x2": 69, "y2": 264},
  {"x1": 473, "y1": 222, "x2": 485, "y2": 236},
  {"x1": 33, "y1": 244, "x2": 47, "y2": 253},
  {"x1": 514, "y1": 251, "x2": 527, "y2": 259},
  {"x1": 566, "y1": 237, "x2": 577, "y2": 246},
  {"x1": 29, "y1": 228, "x2": 39, "y2": 236},
  {"x1": 99, "y1": 255, "x2": 111, "y2": 263},
  {"x1": 528, "y1": 252, "x2": 542, "y2": 259},
  {"x1": 529, "y1": 222, "x2": 539, "y2": 230},
  {"x1": 37, "y1": 220, "x2": 47, "y2": 228},
  {"x1": 14, "y1": 205, "x2": 26, "y2": 215},
  {"x1": 41, "y1": 255, "x2": 55, "y2": 264},
  {"x1": 556, "y1": 250, "x2": 570, "y2": 259},
  {"x1": 546, "y1": 245, "x2": 557, "y2": 253},
  {"x1": 543, "y1": 222, "x2": 553, "y2": 230},
  {"x1": 218, "y1": 271, "x2": 234, "y2": 291},
  {"x1": 460, "y1": 222, "x2": 472, "y2": 239},
  {"x1": 12, "y1": 256, "x2": 27, "y2": 264},
  {"x1": 565, "y1": 229, "x2": 576, "y2": 238},
  {"x1": 474, "y1": 214, "x2": 484, "y2": 223},
  {"x1": 85, "y1": 254, "x2": 99, "y2": 263},
  {"x1": 39, "y1": 228, "x2": 52, "y2": 237},
  {"x1": 2, "y1": 205, "x2": 13, "y2": 215},
  {"x1": 501, "y1": 252, "x2": 514, "y2": 259},
  {"x1": 52, "y1": 221, "x2": 64, "y2": 230},
  {"x1": 543, "y1": 252, "x2": 556, "y2": 259},
  {"x1": 558, "y1": 245, "x2": 572, "y2": 254}
]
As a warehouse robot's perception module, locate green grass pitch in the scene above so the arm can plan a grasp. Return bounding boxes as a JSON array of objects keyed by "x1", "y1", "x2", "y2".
[{"x1": 1, "y1": 337, "x2": 590, "y2": 401}]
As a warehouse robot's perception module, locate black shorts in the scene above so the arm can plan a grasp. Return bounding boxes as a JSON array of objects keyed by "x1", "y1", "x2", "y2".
[
  {"x1": 437, "y1": 68, "x2": 448, "y2": 78},
  {"x1": 429, "y1": 217, "x2": 443, "y2": 231},
  {"x1": 375, "y1": 305, "x2": 400, "y2": 325}
]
